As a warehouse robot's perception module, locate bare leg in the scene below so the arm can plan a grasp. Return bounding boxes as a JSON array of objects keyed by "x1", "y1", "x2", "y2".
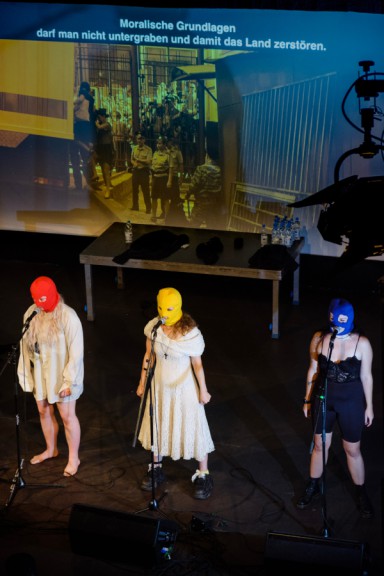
[
  {"x1": 343, "y1": 439, "x2": 373, "y2": 517},
  {"x1": 198, "y1": 455, "x2": 209, "y2": 473},
  {"x1": 57, "y1": 400, "x2": 81, "y2": 476},
  {"x1": 343, "y1": 439, "x2": 365, "y2": 484},
  {"x1": 30, "y1": 399, "x2": 59, "y2": 464},
  {"x1": 309, "y1": 432, "x2": 332, "y2": 478}
]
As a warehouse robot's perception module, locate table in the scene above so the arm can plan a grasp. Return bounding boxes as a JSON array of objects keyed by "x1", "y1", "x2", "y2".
[{"x1": 79, "y1": 222, "x2": 304, "y2": 338}]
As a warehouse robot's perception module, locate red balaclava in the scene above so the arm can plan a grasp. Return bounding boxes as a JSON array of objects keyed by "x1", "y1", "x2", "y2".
[{"x1": 30, "y1": 276, "x2": 60, "y2": 312}]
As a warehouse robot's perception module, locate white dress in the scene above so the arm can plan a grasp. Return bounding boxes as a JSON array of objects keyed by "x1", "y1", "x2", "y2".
[{"x1": 138, "y1": 317, "x2": 215, "y2": 461}]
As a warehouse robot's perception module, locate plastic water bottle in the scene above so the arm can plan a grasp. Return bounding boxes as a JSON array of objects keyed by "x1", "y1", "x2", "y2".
[
  {"x1": 278, "y1": 216, "x2": 287, "y2": 245},
  {"x1": 283, "y1": 220, "x2": 293, "y2": 247},
  {"x1": 272, "y1": 216, "x2": 280, "y2": 244},
  {"x1": 292, "y1": 216, "x2": 301, "y2": 242},
  {"x1": 261, "y1": 224, "x2": 268, "y2": 247},
  {"x1": 124, "y1": 220, "x2": 133, "y2": 243}
]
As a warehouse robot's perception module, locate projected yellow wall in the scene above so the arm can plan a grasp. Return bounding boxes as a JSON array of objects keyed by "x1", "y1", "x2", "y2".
[{"x1": 0, "y1": 40, "x2": 74, "y2": 139}]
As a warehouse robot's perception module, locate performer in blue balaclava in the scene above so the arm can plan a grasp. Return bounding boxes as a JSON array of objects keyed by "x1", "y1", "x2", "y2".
[
  {"x1": 296, "y1": 297, "x2": 374, "y2": 520},
  {"x1": 328, "y1": 297, "x2": 354, "y2": 336}
]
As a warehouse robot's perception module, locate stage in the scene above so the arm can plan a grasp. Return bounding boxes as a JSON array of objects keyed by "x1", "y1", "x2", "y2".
[{"x1": 0, "y1": 251, "x2": 382, "y2": 576}]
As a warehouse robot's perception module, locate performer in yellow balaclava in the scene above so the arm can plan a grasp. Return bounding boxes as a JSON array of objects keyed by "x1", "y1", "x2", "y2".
[
  {"x1": 157, "y1": 287, "x2": 183, "y2": 326},
  {"x1": 137, "y1": 286, "x2": 215, "y2": 500}
]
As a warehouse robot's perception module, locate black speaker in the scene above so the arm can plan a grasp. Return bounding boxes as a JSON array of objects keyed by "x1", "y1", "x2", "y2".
[
  {"x1": 68, "y1": 503, "x2": 178, "y2": 568},
  {"x1": 264, "y1": 532, "x2": 368, "y2": 576}
]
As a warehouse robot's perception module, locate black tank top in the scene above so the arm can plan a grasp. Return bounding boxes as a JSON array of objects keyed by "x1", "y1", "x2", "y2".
[{"x1": 318, "y1": 335, "x2": 361, "y2": 383}]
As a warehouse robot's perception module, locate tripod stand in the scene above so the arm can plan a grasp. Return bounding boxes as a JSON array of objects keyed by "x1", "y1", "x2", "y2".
[
  {"x1": 132, "y1": 322, "x2": 168, "y2": 516},
  {"x1": 0, "y1": 315, "x2": 63, "y2": 510}
]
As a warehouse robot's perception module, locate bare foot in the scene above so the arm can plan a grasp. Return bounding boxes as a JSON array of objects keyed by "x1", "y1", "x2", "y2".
[
  {"x1": 30, "y1": 450, "x2": 59, "y2": 465},
  {"x1": 63, "y1": 459, "x2": 80, "y2": 477}
]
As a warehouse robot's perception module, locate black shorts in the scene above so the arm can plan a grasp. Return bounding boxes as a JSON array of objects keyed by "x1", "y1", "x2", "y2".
[{"x1": 312, "y1": 380, "x2": 365, "y2": 443}]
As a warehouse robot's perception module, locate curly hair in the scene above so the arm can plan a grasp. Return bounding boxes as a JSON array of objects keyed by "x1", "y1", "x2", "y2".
[{"x1": 173, "y1": 312, "x2": 197, "y2": 336}]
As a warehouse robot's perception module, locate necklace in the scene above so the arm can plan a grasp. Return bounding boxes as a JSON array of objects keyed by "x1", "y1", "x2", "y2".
[
  {"x1": 159, "y1": 332, "x2": 171, "y2": 360},
  {"x1": 159, "y1": 340, "x2": 170, "y2": 359},
  {"x1": 159, "y1": 326, "x2": 177, "y2": 359},
  {"x1": 335, "y1": 333, "x2": 351, "y2": 340}
]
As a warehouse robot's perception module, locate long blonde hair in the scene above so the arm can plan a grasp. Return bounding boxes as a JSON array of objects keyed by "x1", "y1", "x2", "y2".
[{"x1": 24, "y1": 297, "x2": 64, "y2": 352}]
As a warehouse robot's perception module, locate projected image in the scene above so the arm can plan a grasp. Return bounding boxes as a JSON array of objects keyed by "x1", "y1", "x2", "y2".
[
  {"x1": 1, "y1": 3, "x2": 384, "y2": 261},
  {"x1": 0, "y1": 38, "x2": 221, "y2": 236}
]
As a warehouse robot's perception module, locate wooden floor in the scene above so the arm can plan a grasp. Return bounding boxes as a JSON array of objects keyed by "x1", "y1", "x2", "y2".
[{"x1": 0, "y1": 241, "x2": 383, "y2": 576}]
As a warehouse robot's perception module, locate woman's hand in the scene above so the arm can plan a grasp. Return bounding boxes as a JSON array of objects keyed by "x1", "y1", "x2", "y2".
[
  {"x1": 136, "y1": 384, "x2": 144, "y2": 398},
  {"x1": 365, "y1": 406, "x2": 374, "y2": 427},
  {"x1": 303, "y1": 402, "x2": 311, "y2": 418},
  {"x1": 200, "y1": 390, "x2": 211, "y2": 405}
]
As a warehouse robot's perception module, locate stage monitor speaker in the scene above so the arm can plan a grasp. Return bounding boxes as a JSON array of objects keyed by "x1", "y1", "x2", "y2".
[
  {"x1": 68, "y1": 503, "x2": 178, "y2": 568},
  {"x1": 264, "y1": 532, "x2": 368, "y2": 576}
]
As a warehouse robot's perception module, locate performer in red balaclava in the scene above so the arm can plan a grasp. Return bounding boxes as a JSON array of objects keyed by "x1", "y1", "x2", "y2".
[
  {"x1": 30, "y1": 275, "x2": 60, "y2": 312},
  {"x1": 18, "y1": 276, "x2": 84, "y2": 477}
]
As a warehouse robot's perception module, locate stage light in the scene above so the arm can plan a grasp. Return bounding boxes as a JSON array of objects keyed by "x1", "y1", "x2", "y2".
[
  {"x1": 289, "y1": 61, "x2": 384, "y2": 268},
  {"x1": 289, "y1": 175, "x2": 384, "y2": 267}
]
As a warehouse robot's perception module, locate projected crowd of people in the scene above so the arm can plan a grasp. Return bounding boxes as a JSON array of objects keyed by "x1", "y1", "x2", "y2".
[{"x1": 68, "y1": 78, "x2": 221, "y2": 228}]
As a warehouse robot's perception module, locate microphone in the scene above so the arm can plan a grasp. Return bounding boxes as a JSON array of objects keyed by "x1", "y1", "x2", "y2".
[
  {"x1": 151, "y1": 317, "x2": 165, "y2": 333},
  {"x1": 23, "y1": 308, "x2": 40, "y2": 326},
  {"x1": 330, "y1": 326, "x2": 340, "y2": 341}
]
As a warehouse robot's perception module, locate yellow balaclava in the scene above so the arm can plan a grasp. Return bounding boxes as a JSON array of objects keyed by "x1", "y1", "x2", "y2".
[{"x1": 157, "y1": 287, "x2": 183, "y2": 326}]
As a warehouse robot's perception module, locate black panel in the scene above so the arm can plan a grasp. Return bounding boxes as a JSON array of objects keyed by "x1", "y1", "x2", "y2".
[
  {"x1": 264, "y1": 532, "x2": 368, "y2": 576},
  {"x1": 69, "y1": 503, "x2": 178, "y2": 568}
]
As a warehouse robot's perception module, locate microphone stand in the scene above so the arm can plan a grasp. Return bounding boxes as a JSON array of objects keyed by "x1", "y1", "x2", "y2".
[
  {"x1": 310, "y1": 330, "x2": 337, "y2": 538},
  {"x1": 132, "y1": 325, "x2": 168, "y2": 516},
  {"x1": 0, "y1": 317, "x2": 63, "y2": 511}
]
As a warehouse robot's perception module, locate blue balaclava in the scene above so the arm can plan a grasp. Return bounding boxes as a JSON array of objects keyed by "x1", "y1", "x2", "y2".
[{"x1": 328, "y1": 298, "x2": 354, "y2": 335}]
